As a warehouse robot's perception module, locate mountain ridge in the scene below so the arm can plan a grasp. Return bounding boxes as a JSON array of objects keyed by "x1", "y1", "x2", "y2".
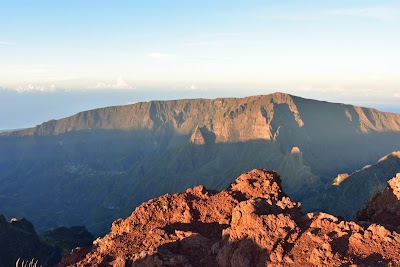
[
  {"x1": 1, "y1": 92, "x2": 400, "y2": 234},
  {"x1": 7, "y1": 92, "x2": 400, "y2": 138}
]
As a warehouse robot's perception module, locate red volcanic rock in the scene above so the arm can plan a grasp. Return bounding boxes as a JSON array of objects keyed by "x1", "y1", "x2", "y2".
[
  {"x1": 59, "y1": 169, "x2": 400, "y2": 267},
  {"x1": 357, "y1": 173, "x2": 400, "y2": 232}
]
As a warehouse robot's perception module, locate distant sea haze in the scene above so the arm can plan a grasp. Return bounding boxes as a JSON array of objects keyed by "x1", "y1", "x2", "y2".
[{"x1": 0, "y1": 89, "x2": 399, "y2": 131}]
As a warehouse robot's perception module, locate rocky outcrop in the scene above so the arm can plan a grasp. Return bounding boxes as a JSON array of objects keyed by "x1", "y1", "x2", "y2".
[
  {"x1": 326, "y1": 151, "x2": 400, "y2": 220},
  {"x1": 59, "y1": 169, "x2": 400, "y2": 267},
  {"x1": 0, "y1": 216, "x2": 60, "y2": 267},
  {"x1": 0, "y1": 215, "x2": 95, "y2": 267},
  {"x1": 189, "y1": 126, "x2": 206, "y2": 145},
  {"x1": 278, "y1": 146, "x2": 321, "y2": 197},
  {"x1": 332, "y1": 173, "x2": 350, "y2": 186},
  {"x1": 357, "y1": 173, "x2": 400, "y2": 232}
]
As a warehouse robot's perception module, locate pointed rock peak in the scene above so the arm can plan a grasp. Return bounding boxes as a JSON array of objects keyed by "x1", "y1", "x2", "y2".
[
  {"x1": 290, "y1": 146, "x2": 303, "y2": 164},
  {"x1": 279, "y1": 148, "x2": 306, "y2": 181},
  {"x1": 291, "y1": 146, "x2": 301, "y2": 155},
  {"x1": 190, "y1": 125, "x2": 206, "y2": 145},
  {"x1": 227, "y1": 169, "x2": 299, "y2": 211}
]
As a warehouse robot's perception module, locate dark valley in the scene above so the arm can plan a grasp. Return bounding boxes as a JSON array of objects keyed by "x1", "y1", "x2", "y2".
[{"x1": 1, "y1": 93, "x2": 400, "y2": 237}]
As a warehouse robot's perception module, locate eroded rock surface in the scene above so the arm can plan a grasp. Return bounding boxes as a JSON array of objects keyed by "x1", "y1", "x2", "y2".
[{"x1": 59, "y1": 169, "x2": 400, "y2": 266}]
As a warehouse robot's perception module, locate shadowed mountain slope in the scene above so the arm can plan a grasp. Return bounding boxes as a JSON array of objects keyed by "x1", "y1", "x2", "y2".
[
  {"x1": 1, "y1": 93, "x2": 400, "y2": 234},
  {"x1": 357, "y1": 173, "x2": 400, "y2": 232},
  {"x1": 0, "y1": 216, "x2": 93, "y2": 267},
  {"x1": 8, "y1": 93, "x2": 400, "y2": 176},
  {"x1": 0, "y1": 215, "x2": 60, "y2": 267},
  {"x1": 324, "y1": 151, "x2": 400, "y2": 220}
]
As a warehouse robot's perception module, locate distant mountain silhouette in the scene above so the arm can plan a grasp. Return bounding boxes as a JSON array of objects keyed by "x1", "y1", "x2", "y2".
[{"x1": 1, "y1": 93, "x2": 400, "y2": 235}]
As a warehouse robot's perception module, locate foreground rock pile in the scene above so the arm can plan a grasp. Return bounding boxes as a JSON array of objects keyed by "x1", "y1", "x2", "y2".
[{"x1": 59, "y1": 169, "x2": 400, "y2": 266}]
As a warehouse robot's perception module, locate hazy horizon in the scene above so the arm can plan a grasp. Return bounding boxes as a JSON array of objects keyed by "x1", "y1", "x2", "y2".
[{"x1": 1, "y1": 0, "x2": 399, "y2": 130}]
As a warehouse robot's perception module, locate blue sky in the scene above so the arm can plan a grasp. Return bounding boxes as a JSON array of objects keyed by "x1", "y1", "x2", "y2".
[{"x1": 0, "y1": 0, "x2": 399, "y2": 123}]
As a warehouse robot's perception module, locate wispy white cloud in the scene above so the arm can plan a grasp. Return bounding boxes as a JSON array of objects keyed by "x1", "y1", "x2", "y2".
[
  {"x1": 394, "y1": 93, "x2": 400, "y2": 98},
  {"x1": 253, "y1": 8, "x2": 320, "y2": 21},
  {"x1": 329, "y1": 7, "x2": 399, "y2": 20},
  {"x1": 186, "y1": 84, "x2": 207, "y2": 91},
  {"x1": 148, "y1": 53, "x2": 175, "y2": 61},
  {"x1": 268, "y1": 14, "x2": 319, "y2": 21},
  {"x1": 258, "y1": 7, "x2": 398, "y2": 21},
  {"x1": 0, "y1": 41, "x2": 15, "y2": 45},
  {"x1": 189, "y1": 56, "x2": 233, "y2": 61},
  {"x1": 183, "y1": 41, "x2": 223, "y2": 47},
  {"x1": 14, "y1": 84, "x2": 57, "y2": 93},
  {"x1": 206, "y1": 32, "x2": 240, "y2": 37},
  {"x1": 188, "y1": 84, "x2": 198, "y2": 90},
  {"x1": 94, "y1": 76, "x2": 134, "y2": 90}
]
